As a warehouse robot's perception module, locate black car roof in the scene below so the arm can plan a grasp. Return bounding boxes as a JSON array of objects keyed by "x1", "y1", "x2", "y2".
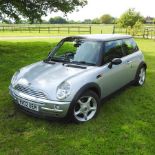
[{"x1": 65, "y1": 34, "x2": 132, "y2": 41}]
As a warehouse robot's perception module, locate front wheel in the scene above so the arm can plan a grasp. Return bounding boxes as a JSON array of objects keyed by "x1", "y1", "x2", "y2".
[
  {"x1": 71, "y1": 91, "x2": 100, "y2": 123},
  {"x1": 134, "y1": 66, "x2": 146, "y2": 86}
]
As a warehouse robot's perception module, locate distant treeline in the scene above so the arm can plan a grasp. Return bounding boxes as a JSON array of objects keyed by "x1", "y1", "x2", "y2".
[
  {"x1": 1, "y1": 9, "x2": 155, "y2": 31},
  {"x1": 1, "y1": 15, "x2": 155, "y2": 25},
  {"x1": 1, "y1": 15, "x2": 115, "y2": 24}
]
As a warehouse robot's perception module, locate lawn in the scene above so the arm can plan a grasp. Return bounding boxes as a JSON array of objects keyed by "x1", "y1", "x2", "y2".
[{"x1": 0, "y1": 38, "x2": 155, "y2": 155}]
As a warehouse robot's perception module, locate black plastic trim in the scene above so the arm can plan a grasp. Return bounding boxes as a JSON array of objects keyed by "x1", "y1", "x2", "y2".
[
  {"x1": 66, "y1": 64, "x2": 87, "y2": 69},
  {"x1": 134, "y1": 61, "x2": 147, "y2": 80}
]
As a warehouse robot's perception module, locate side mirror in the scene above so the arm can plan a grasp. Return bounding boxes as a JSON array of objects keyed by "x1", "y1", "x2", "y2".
[
  {"x1": 74, "y1": 43, "x2": 81, "y2": 47},
  {"x1": 108, "y1": 58, "x2": 122, "y2": 69}
]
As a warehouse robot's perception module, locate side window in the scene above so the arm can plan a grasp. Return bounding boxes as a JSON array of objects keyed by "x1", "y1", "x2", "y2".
[
  {"x1": 122, "y1": 38, "x2": 139, "y2": 55},
  {"x1": 103, "y1": 40, "x2": 124, "y2": 65}
]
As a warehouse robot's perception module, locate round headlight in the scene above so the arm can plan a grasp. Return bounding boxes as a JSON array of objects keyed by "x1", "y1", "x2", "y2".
[
  {"x1": 11, "y1": 70, "x2": 20, "y2": 87},
  {"x1": 56, "y1": 81, "x2": 71, "y2": 100}
]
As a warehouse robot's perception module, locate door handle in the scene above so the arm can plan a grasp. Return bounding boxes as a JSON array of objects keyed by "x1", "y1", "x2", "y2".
[
  {"x1": 127, "y1": 60, "x2": 132, "y2": 64},
  {"x1": 96, "y1": 74, "x2": 104, "y2": 79}
]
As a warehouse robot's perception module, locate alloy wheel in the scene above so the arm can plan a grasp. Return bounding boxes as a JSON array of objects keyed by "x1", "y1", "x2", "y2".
[
  {"x1": 74, "y1": 96, "x2": 97, "y2": 122},
  {"x1": 138, "y1": 68, "x2": 146, "y2": 85}
]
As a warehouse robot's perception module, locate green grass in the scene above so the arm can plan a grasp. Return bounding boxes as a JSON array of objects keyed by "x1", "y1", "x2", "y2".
[
  {"x1": 0, "y1": 38, "x2": 155, "y2": 155},
  {"x1": 0, "y1": 24, "x2": 114, "y2": 37}
]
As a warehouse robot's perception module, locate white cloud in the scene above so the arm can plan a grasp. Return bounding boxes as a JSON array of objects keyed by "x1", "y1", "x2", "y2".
[{"x1": 43, "y1": 0, "x2": 155, "y2": 21}]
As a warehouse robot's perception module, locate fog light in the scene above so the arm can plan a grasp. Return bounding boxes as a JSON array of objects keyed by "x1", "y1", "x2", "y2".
[{"x1": 54, "y1": 105, "x2": 60, "y2": 110}]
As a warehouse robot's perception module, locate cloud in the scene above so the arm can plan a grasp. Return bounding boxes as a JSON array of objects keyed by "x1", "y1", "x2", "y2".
[{"x1": 43, "y1": 0, "x2": 155, "y2": 21}]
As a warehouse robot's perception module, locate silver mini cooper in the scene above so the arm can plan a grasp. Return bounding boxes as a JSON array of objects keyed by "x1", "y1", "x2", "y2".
[{"x1": 9, "y1": 34, "x2": 146, "y2": 123}]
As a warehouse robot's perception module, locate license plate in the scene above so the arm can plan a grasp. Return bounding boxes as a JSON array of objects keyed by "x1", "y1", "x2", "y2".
[{"x1": 18, "y1": 100, "x2": 39, "y2": 112}]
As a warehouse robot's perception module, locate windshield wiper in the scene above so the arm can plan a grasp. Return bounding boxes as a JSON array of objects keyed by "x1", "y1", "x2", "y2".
[
  {"x1": 43, "y1": 59, "x2": 55, "y2": 64},
  {"x1": 72, "y1": 61, "x2": 96, "y2": 66},
  {"x1": 66, "y1": 64, "x2": 87, "y2": 69},
  {"x1": 50, "y1": 58, "x2": 68, "y2": 63}
]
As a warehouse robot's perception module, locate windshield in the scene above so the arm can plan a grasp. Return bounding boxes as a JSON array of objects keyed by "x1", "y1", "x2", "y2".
[{"x1": 48, "y1": 38, "x2": 102, "y2": 66}]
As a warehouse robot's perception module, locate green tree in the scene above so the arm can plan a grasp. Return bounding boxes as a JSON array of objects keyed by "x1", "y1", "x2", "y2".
[
  {"x1": 100, "y1": 14, "x2": 114, "y2": 24},
  {"x1": 68, "y1": 20, "x2": 76, "y2": 24},
  {"x1": 41, "y1": 20, "x2": 49, "y2": 24},
  {"x1": 0, "y1": 0, "x2": 87, "y2": 23},
  {"x1": 82, "y1": 19, "x2": 92, "y2": 24},
  {"x1": 133, "y1": 20, "x2": 143, "y2": 35},
  {"x1": 2, "y1": 19, "x2": 12, "y2": 24},
  {"x1": 118, "y1": 8, "x2": 144, "y2": 28},
  {"x1": 49, "y1": 16, "x2": 67, "y2": 24},
  {"x1": 92, "y1": 18, "x2": 100, "y2": 24}
]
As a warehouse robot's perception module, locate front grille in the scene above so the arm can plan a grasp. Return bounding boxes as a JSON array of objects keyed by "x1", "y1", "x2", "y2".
[{"x1": 15, "y1": 84, "x2": 48, "y2": 100}]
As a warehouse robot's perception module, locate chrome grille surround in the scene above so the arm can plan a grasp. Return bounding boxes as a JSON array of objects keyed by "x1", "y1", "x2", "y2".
[{"x1": 14, "y1": 84, "x2": 48, "y2": 100}]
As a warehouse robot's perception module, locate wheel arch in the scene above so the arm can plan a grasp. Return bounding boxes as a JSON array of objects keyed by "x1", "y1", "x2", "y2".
[
  {"x1": 136, "y1": 61, "x2": 147, "y2": 73},
  {"x1": 78, "y1": 83, "x2": 101, "y2": 98},
  {"x1": 140, "y1": 61, "x2": 147, "y2": 69},
  {"x1": 134, "y1": 61, "x2": 147, "y2": 81},
  {"x1": 66, "y1": 82, "x2": 101, "y2": 121}
]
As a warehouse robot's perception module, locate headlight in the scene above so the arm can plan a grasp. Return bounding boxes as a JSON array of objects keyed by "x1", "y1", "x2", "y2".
[
  {"x1": 11, "y1": 70, "x2": 20, "y2": 87},
  {"x1": 56, "y1": 81, "x2": 71, "y2": 100}
]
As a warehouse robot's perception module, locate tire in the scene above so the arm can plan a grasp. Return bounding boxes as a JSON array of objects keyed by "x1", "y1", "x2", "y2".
[
  {"x1": 69, "y1": 90, "x2": 100, "y2": 123},
  {"x1": 134, "y1": 66, "x2": 146, "y2": 86}
]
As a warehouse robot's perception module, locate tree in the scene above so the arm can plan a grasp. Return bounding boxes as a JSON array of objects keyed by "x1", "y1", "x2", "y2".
[
  {"x1": 68, "y1": 20, "x2": 77, "y2": 24},
  {"x1": 100, "y1": 14, "x2": 114, "y2": 24},
  {"x1": 133, "y1": 20, "x2": 143, "y2": 35},
  {"x1": 118, "y1": 8, "x2": 144, "y2": 28},
  {"x1": 41, "y1": 20, "x2": 49, "y2": 24},
  {"x1": 49, "y1": 16, "x2": 67, "y2": 24},
  {"x1": 0, "y1": 0, "x2": 87, "y2": 23},
  {"x1": 82, "y1": 19, "x2": 92, "y2": 24},
  {"x1": 92, "y1": 18, "x2": 100, "y2": 24},
  {"x1": 2, "y1": 19, "x2": 12, "y2": 24}
]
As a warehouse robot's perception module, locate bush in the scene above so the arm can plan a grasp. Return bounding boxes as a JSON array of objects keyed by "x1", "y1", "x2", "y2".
[{"x1": 118, "y1": 8, "x2": 144, "y2": 28}]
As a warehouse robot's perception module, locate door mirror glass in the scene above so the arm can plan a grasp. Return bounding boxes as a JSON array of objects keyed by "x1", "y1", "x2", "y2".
[
  {"x1": 112, "y1": 58, "x2": 122, "y2": 65},
  {"x1": 108, "y1": 58, "x2": 122, "y2": 69}
]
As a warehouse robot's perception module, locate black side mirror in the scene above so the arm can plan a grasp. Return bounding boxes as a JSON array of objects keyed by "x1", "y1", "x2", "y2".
[
  {"x1": 74, "y1": 43, "x2": 81, "y2": 47},
  {"x1": 108, "y1": 58, "x2": 122, "y2": 69}
]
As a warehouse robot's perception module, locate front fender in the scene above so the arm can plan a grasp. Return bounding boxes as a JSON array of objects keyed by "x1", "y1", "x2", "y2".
[
  {"x1": 66, "y1": 82, "x2": 101, "y2": 119},
  {"x1": 70, "y1": 82, "x2": 101, "y2": 105}
]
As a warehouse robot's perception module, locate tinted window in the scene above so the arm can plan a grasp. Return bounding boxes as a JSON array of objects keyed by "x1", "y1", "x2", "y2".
[
  {"x1": 122, "y1": 38, "x2": 138, "y2": 55},
  {"x1": 103, "y1": 40, "x2": 124, "y2": 64}
]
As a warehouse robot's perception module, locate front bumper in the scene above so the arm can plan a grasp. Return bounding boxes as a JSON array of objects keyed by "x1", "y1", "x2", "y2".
[{"x1": 9, "y1": 85, "x2": 71, "y2": 118}]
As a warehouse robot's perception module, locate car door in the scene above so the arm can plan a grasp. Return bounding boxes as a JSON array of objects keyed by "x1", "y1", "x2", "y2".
[
  {"x1": 96, "y1": 39, "x2": 133, "y2": 98},
  {"x1": 122, "y1": 38, "x2": 141, "y2": 81}
]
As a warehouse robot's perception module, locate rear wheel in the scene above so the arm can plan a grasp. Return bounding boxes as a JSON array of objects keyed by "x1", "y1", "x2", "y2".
[
  {"x1": 71, "y1": 91, "x2": 100, "y2": 123},
  {"x1": 134, "y1": 66, "x2": 146, "y2": 86}
]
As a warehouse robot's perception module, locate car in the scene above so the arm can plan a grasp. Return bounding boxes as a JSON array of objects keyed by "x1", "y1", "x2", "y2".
[{"x1": 9, "y1": 34, "x2": 147, "y2": 123}]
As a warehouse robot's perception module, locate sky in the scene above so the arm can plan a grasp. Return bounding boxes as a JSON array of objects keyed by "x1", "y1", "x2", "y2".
[{"x1": 43, "y1": 0, "x2": 155, "y2": 21}]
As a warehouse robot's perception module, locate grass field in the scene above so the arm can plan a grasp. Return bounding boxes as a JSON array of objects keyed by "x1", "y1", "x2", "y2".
[
  {"x1": 0, "y1": 38, "x2": 155, "y2": 154},
  {"x1": 0, "y1": 24, "x2": 114, "y2": 36}
]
